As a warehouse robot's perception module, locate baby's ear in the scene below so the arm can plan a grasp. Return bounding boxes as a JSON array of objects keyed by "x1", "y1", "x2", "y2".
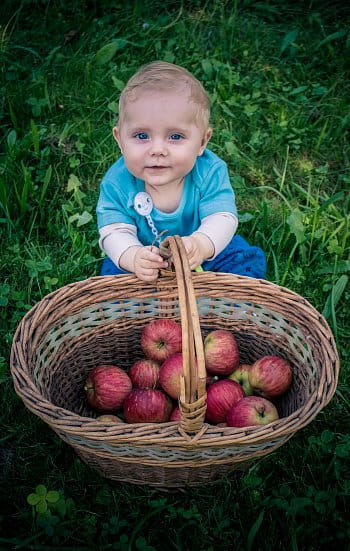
[
  {"x1": 198, "y1": 127, "x2": 213, "y2": 156},
  {"x1": 199, "y1": 127, "x2": 213, "y2": 155},
  {"x1": 113, "y1": 126, "x2": 122, "y2": 148}
]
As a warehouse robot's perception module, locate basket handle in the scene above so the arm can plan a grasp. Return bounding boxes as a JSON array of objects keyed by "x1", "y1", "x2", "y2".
[{"x1": 162, "y1": 236, "x2": 207, "y2": 438}]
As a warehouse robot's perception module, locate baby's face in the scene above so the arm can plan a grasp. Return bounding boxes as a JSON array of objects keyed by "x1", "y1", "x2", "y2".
[{"x1": 114, "y1": 90, "x2": 211, "y2": 191}]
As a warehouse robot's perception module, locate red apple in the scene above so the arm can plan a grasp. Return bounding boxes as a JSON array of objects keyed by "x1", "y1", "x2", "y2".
[
  {"x1": 123, "y1": 389, "x2": 173, "y2": 423},
  {"x1": 228, "y1": 364, "x2": 254, "y2": 395},
  {"x1": 170, "y1": 406, "x2": 181, "y2": 421},
  {"x1": 84, "y1": 365, "x2": 132, "y2": 412},
  {"x1": 226, "y1": 396, "x2": 279, "y2": 427},
  {"x1": 205, "y1": 379, "x2": 245, "y2": 424},
  {"x1": 249, "y1": 355, "x2": 293, "y2": 398},
  {"x1": 159, "y1": 352, "x2": 198, "y2": 400},
  {"x1": 141, "y1": 319, "x2": 182, "y2": 362},
  {"x1": 129, "y1": 359, "x2": 160, "y2": 389},
  {"x1": 204, "y1": 329, "x2": 240, "y2": 375},
  {"x1": 96, "y1": 414, "x2": 124, "y2": 423}
]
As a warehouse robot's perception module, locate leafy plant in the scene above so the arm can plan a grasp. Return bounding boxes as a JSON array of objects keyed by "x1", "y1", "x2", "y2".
[{"x1": 27, "y1": 484, "x2": 60, "y2": 515}]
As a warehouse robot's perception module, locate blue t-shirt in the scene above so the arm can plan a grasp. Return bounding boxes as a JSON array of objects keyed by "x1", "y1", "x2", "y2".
[{"x1": 96, "y1": 148, "x2": 237, "y2": 246}]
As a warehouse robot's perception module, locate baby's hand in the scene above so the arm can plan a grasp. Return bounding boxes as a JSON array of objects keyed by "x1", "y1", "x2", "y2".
[
  {"x1": 181, "y1": 235, "x2": 204, "y2": 270},
  {"x1": 134, "y1": 246, "x2": 168, "y2": 282},
  {"x1": 182, "y1": 234, "x2": 214, "y2": 270}
]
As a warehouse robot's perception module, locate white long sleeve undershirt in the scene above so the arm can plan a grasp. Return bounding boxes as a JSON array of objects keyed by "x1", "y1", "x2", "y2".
[{"x1": 99, "y1": 212, "x2": 238, "y2": 269}]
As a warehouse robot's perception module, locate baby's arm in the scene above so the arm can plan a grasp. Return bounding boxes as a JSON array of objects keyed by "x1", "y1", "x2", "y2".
[
  {"x1": 182, "y1": 212, "x2": 238, "y2": 270},
  {"x1": 99, "y1": 223, "x2": 167, "y2": 282}
]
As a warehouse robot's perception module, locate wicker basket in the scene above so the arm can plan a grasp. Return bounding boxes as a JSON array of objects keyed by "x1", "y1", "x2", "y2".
[{"x1": 10, "y1": 236, "x2": 339, "y2": 488}]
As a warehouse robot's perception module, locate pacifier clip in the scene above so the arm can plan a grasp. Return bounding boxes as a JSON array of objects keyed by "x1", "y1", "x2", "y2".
[
  {"x1": 133, "y1": 192, "x2": 170, "y2": 259},
  {"x1": 133, "y1": 191, "x2": 203, "y2": 270}
]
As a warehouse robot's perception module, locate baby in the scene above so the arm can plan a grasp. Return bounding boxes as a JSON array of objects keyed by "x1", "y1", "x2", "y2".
[{"x1": 97, "y1": 61, "x2": 266, "y2": 281}]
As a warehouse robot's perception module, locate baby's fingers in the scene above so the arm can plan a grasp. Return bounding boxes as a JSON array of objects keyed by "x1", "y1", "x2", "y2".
[
  {"x1": 137, "y1": 269, "x2": 159, "y2": 282},
  {"x1": 146, "y1": 248, "x2": 168, "y2": 267},
  {"x1": 182, "y1": 237, "x2": 193, "y2": 254}
]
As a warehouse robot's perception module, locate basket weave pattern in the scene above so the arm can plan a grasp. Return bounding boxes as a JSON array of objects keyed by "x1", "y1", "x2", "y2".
[{"x1": 10, "y1": 237, "x2": 339, "y2": 487}]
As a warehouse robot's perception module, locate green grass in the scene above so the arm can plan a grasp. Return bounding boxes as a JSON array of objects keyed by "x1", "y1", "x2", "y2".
[{"x1": 0, "y1": 1, "x2": 349, "y2": 549}]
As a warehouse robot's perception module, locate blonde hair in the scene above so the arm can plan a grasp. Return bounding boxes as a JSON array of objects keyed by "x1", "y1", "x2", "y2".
[{"x1": 118, "y1": 61, "x2": 211, "y2": 129}]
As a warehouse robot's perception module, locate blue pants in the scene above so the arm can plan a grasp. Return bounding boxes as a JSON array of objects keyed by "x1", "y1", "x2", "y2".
[{"x1": 99, "y1": 235, "x2": 267, "y2": 279}]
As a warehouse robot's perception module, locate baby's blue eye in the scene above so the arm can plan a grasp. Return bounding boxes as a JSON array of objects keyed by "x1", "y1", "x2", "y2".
[
  {"x1": 170, "y1": 133, "x2": 183, "y2": 140},
  {"x1": 135, "y1": 132, "x2": 148, "y2": 140}
]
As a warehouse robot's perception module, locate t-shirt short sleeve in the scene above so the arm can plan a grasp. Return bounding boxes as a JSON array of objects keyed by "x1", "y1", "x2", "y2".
[
  {"x1": 96, "y1": 158, "x2": 136, "y2": 229},
  {"x1": 193, "y1": 151, "x2": 238, "y2": 220}
]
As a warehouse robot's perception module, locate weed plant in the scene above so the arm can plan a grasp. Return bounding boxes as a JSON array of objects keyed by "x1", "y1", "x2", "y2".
[{"x1": 0, "y1": 1, "x2": 349, "y2": 550}]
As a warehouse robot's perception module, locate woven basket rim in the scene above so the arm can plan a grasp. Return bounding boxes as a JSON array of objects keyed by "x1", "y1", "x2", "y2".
[{"x1": 12, "y1": 392, "x2": 311, "y2": 439}]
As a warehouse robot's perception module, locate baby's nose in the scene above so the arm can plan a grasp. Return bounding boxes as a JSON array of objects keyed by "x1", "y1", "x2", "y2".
[{"x1": 149, "y1": 139, "x2": 167, "y2": 155}]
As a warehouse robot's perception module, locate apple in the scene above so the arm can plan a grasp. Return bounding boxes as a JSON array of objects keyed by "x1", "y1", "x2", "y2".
[
  {"x1": 204, "y1": 329, "x2": 240, "y2": 375},
  {"x1": 84, "y1": 365, "x2": 132, "y2": 412},
  {"x1": 141, "y1": 319, "x2": 182, "y2": 362},
  {"x1": 96, "y1": 414, "x2": 124, "y2": 423},
  {"x1": 123, "y1": 388, "x2": 173, "y2": 423},
  {"x1": 228, "y1": 364, "x2": 254, "y2": 395},
  {"x1": 249, "y1": 355, "x2": 293, "y2": 398},
  {"x1": 170, "y1": 406, "x2": 181, "y2": 421},
  {"x1": 205, "y1": 379, "x2": 245, "y2": 424},
  {"x1": 129, "y1": 359, "x2": 160, "y2": 389},
  {"x1": 159, "y1": 352, "x2": 198, "y2": 400},
  {"x1": 226, "y1": 396, "x2": 279, "y2": 427}
]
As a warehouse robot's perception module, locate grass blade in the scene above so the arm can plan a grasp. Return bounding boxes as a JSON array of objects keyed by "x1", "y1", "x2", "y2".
[
  {"x1": 280, "y1": 29, "x2": 299, "y2": 55},
  {"x1": 91, "y1": 39, "x2": 128, "y2": 66},
  {"x1": 30, "y1": 119, "x2": 40, "y2": 155},
  {"x1": 247, "y1": 509, "x2": 265, "y2": 551},
  {"x1": 19, "y1": 162, "x2": 33, "y2": 217},
  {"x1": 0, "y1": 176, "x2": 9, "y2": 217},
  {"x1": 317, "y1": 30, "x2": 347, "y2": 49},
  {"x1": 322, "y1": 275, "x2": 348, "y2": 320},
  {"x1": 39, "y1": 165, "x2": 52, "y2": 209},
  {"x1": 271, "y1": 249, "x2": 280, "y2": 284},
  {"x1": 319, "y1": 191, "x2": 345, "y2": 213}
]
